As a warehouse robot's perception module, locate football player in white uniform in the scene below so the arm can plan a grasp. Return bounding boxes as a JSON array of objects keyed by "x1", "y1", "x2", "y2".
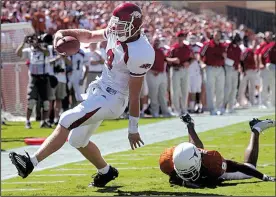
[
  {"x1": 10, "y1": 3, "x2": 155, "y2": 187},
  {"x1": 67, "y1": 49, "x2": 88, "y2": 108},
  {"x1": 188, "y1": 34, "x2": 203, "y2": 113}
]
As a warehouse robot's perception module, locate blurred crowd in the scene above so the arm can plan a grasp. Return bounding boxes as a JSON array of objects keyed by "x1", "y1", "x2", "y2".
[{"x1": 2, "y1": 1, "x2": 275, "y2": 127}]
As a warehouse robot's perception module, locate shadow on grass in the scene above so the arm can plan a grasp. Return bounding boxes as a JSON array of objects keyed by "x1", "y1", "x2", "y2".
[
  {"x1": 1, "y1": 138, "x2": 24, "y2": 142},
  {"x1": 96, "y1": 186, "x2": 225, "y2": 196},
  {"x1": 219, "y1": 180, "x2": 263, "y2": 187}
]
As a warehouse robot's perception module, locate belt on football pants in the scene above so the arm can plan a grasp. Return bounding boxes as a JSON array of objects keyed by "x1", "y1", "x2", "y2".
[{"x1": 106, "y1": 87, "x2": 117, "y2": 95}]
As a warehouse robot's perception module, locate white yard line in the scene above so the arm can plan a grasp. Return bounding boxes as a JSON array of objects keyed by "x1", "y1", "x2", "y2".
[
  {"x1": 2, "y1": 181, "x2": 65, "y2": 184},
  {"x1": 2, "y1": 188, "x2": 43, "y2": 192},
  {"x1": 32, "y1": 174, "x2": 87, "y2": 177},
  {"x1": 1, "y1": 108, "x2": 274, "y2": 180},
  {"x1": 50, "y1": 167, "x2": 159, "y2": 171}
]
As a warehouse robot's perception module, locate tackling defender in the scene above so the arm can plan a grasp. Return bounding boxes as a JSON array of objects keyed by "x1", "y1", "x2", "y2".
[
  {"x1": 159, "y1": 114, "x2": 275, "y2": 188},
  {"x1": 10, "y1": 3, "x2": 155, "y2": 187}
]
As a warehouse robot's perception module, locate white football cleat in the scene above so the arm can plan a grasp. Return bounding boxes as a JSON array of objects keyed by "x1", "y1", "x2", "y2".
[{"x1": 250, "y1": 118, "x2": 275, "y2": 133}]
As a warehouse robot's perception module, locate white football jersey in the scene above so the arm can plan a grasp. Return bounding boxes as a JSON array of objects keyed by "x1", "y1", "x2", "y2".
[
  {"x1": 189, "y1": 43, "x2": 202, "y2": 77},
  {"x1": 96, "y1": 33, "x2": 155, "y2": 96},
  {"x1": 68, "y1": 49, "x2": 86, "y2": 82}
]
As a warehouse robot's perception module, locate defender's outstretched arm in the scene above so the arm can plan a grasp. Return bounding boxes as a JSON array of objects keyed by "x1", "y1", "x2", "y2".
[{"x1": 180, "y1": 114, "x2": 204, "y2": 149}]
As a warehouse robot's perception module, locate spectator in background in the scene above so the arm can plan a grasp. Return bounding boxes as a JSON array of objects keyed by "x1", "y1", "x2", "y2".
[
  {"x1": 67, "y1": 49, "x2": 87, "y2": 108},
  {"x1": 238, "y1": 38, "x2": 260, "y2": 106},
  {"x1": 146, "y1": 37, "x2": 173, "y2": 117},
  {"x1": 187, "y1": 34, "x2": 203, "y2": 113},
  {"x1": 16, "y1": 34, "x2": 51, "y2": 128},
  {"x1": 32, "y1": 7, "x2": 46, "y2": 34},
  {"x1": 168, "y1": 31, "x2": 193, "y2": 115},
  {"x1": 223, "y1": 31, "x2": 242, "y2": 113},
  {"x1": 200, "y1": 30, "x2": 226, "y2": 115},
  {"x1": 83, "y1": 42, "x2": 105, "y2": 90},
  {"x1": 257, "y1": 31, "x2": 273, "y2": 107},
  {"x1": 260, "y1": 37, "x2": 276, "y2": 107},
  {"x1": 48, "y1": 48, "x2": 72, "y2": 125}
]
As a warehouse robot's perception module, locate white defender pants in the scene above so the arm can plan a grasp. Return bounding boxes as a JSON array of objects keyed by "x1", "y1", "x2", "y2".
[
  {"x1": 238, "y1": 69, "x2": 259, "y2": 105},
  {"x1": 224, "y1": 66, "x2": 239, "y2": 110},
  {"x1": 260, "y1": 63, "x2": 275, "y2": 106},
  {"x1": 170, "y1": 67, "x2": 190, "y2": 114},
  {"x1": 146, "y1": 70, "x2": 170, "y2": 116},
  {"x1": 59, "y1": 83, "x2": 128, "y2": 148},
  {"x1": 205, "y1": 66, "x2": 225, "y2": 112}
]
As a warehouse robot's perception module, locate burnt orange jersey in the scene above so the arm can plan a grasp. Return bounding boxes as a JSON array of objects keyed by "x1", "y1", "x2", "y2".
[
  {"x1": 198, "y1": 148, "x2": 227, "y2": 178},
  {"x1": 159, "y1": 146, "x2": 227, "y2": 178}
]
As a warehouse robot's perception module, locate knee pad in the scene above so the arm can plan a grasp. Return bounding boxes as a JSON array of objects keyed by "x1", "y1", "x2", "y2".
[
  {"x1": 27, "y1": 99, "x2": 37, "y2": 110},
  {"x1": 68, "y1": 131, "x2": 90, "y2": 149},
  {"x1": 43, "y1": 100, "x2": 50, "y2": 111}
]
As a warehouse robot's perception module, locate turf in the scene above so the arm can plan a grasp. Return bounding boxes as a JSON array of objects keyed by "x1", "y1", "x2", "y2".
[
  {"x1": 1, "y1": 118, "x2": 171, "y2": 150},
  {"x1": 1, "y1": 115, "x2": 275, "y2": 196}
]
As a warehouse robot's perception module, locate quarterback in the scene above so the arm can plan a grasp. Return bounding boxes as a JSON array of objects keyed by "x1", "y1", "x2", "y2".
[
  {"x1": 10, "y1": 3, "x2": 155, "y2": 187},
  {"x1": 159, "y1": 114, "x2": 275, "y2": 188}
]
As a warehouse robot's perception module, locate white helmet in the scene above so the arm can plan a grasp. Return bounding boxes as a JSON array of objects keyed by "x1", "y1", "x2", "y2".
[{"x1": 173, "y1": 142, "x2": 202, "y2": 181}]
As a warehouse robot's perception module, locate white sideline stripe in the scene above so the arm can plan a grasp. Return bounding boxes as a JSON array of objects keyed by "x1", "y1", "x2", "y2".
[
  {"x1": 51, "y1": 167, "x2": 159, "y2": 171},
  {"x1": 2, "y1": 181, "x2": 65, "y2": 184},
  {"x1": 258, "y1": 163, "x2": 275, "y2": 167},
  {"x1": 2, "y1": 188, "x2": 43, "y2": 192},
  {"x1": 75, "y1": 162, "x2": 129, "y2": 166},
  {"x1": 111, "y1": 154, "x2": 160, "y2": 156},
  {"x1": 32, "y1": 174, "x2": 87, "y2": 177},
  {"x1": 107, "y1": 158, "x2": 145, "y2": 161}
]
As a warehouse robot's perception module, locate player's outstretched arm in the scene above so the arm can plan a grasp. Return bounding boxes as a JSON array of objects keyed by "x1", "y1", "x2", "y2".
[
  {"x1": 180, "y1": 114, "x2": 204, "y2": 149},
  {"x1": 128, "y1": 76, "x2": 145, "y2": 150},
  {"x1": 54, "y1": 29, "x2": 106, "y2": 48},
  {"x1": 225, "y1": 160, "x2": 275, "y2": 181}
]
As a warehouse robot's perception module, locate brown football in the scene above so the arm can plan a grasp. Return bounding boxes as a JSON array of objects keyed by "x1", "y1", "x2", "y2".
[{"x1": 55, "y1": 36, "x2": 80, "y2": 56}]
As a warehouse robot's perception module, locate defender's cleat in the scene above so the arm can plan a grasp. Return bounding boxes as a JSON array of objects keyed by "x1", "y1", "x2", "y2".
[
  {"x1": 249, "y1": 118, "x2": 275, "y2": 133},
  {"x1": 89, "y1": 166, "x2": 119, "y2": 187},
  {"x1": 40, "y1": 121, "x2": 52, "y2": 128},
  {"x1": 180, "y1": 113, "x2": 194, "y2": 126},
  {"x1": 25, "y1": 122, "x2": 32, "y2": 129},
  {"x1": 9, "y1": 152, "x2": 34, "y2": 178}
]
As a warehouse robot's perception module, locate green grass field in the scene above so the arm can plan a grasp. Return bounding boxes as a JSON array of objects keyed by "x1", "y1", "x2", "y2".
[
  {"x1": 1, "y1": 115, "x2": 275, "y2": 196},
  {"x1": 1, "y1": 118, "x2": 170, "y2": 150}
]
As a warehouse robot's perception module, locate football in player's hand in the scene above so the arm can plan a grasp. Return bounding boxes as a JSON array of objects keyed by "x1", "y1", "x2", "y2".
[{"x1": 55, "y1": 36, "x2": 80, "y2": 56}]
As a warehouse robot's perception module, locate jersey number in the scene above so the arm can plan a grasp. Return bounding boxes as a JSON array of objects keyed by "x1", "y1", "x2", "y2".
[
  {"x1": 106, "y1": 49, "x2": 114, "y2": 70},
  {"x1": 77, "y1": 60, "x2": 81, "y2": 70}
]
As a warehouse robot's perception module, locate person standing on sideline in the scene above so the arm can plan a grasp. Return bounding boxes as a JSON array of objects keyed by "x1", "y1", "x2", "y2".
[
  {"x1": 146, "y1": 37, "x2": 174, "y2": 117},
  {"x1": 168, "y1": 31, "x2": 193, "y2": 115},
  {"x1": 238, "y1": 39, "x2": 260, "y2": 106},
  {"x1": 260, "y1": 38, "x2": 276, "y2": 107},
  {"x1": 256, "y1": 31, "x2": 273, "y2": 107},
  {"x1": 84, "y1": 42, "x2": 106, "y2": 90},
  {"x1": 223, "y1": 32, "x2": 242, "y2": 113},
  {"x1": 200, "y1": 30, "x2": 226, "y2": 115}
]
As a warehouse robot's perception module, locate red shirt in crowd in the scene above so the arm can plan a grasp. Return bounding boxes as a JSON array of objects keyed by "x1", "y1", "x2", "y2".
[
  {"x1": 200, "y1": 39, "x2": 225, "y2": 66},
  {"x1": 260, "y1": 41, "x2": 276, "y2": 64},
  {"x1": 255, "y1": 41, "x2": 269, "y2": 65},
  {"x1": 151, "y1": 47, "x2": 166, "y2": 73},
  {"x1": 241, "y1": 48, "x2": 257, "y2": 70},
  {"x1": 169, "y1": 43, "x2": 193, "y2": 67},
  {"x1": 224, "y1": 43, "x2": 242, "y2": 70}
]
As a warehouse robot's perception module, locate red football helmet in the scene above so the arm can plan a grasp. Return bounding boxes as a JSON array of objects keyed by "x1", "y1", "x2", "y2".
[{"x1": 107, "y1": 3, "x2": 143, "y2": 42}]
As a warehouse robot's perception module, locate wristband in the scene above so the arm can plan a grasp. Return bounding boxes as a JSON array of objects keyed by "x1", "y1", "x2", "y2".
[{"x1": 128, "y1": 115, "x2": 139, "y2": 134}]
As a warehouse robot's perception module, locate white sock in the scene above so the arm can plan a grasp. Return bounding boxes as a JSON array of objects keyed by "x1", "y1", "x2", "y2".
[
  {"x1": 54, "y1": 118, "x2": 59, "y2": 123},
  {"x1": 98, "y1": 164, "x2": 110, "y2": 174},
  {"x1": 26, "y1": 120, "x2": 30, "y2": 124},
  {"x1": 142, "y1": 104, "x2": 148, "y2": 112},
  {"x1": 30, "y1": 155, "x2": 39, "y2": 167},
  {"x1": 189, "y1": 101, "x2": 195, "y2": 109}
]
